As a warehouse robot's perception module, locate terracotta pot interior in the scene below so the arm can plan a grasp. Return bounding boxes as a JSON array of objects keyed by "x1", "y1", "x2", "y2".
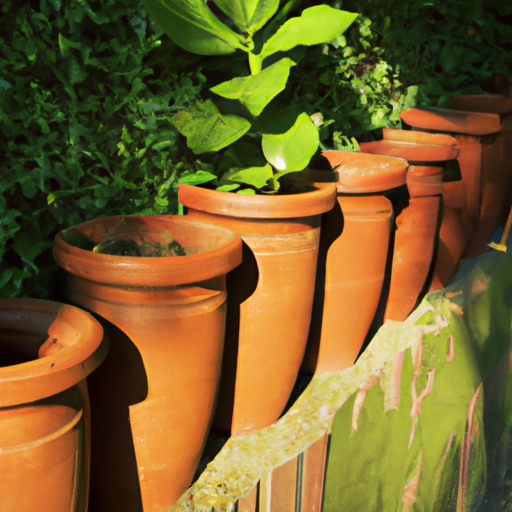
[
  {"x1": 63, "y1": 216, "x2": 236, "y2": 256},
  {"x1": 0, "y1": 404, "x2": 79, "y2": 448},
  {"x1": 0, "y1": 328, "x2": 47, "y2": 367}
]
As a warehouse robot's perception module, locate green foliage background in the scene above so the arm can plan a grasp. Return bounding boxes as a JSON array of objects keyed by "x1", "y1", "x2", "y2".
[
  {"x1": 0, "y1": 0, "x2": 204, "y2": 298},
  {"x1": 1, "y1": 0, "x2": 511, "y2": 298}
]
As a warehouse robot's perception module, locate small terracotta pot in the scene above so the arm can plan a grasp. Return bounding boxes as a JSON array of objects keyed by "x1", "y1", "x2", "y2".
[
  {"x1": 178, "y1": 183, "x2": 336, "y2": 435},
  {"x1": 0, "y1": 298, "x2": 106, "y2": 512},
  {"x1": 53, "y1": 215, "x2": 242, "y2": 512},
  {"x1": 359, "y1": 128, "x2": 459, "y2": 320},
  {"x1": 401, "y1": 107, "x2": 501, "y2": 288},
  {"x1": 306, "y1": 152, "x2": 406, "y2": 373},
  {"x1": 444, "y1": 95, "x2": 512, "y2": 258}
]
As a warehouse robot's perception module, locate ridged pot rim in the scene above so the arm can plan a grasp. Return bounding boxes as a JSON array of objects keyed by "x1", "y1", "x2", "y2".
[
  {"x1": 444, "y1": 94, "x2": 512, "y2": 115},
  {"x1": 321, "y1": 150, "x2": 408, "y2": 193},
  {"x1": 401, "y1": 106, "x2": 501, "y2": 136},
  {"x1": 0, "y1": 298, "x2": 105, "y2": 406},
  {"x1": 178, "y1": 181, "x2": 337, "y2": 219},
  {"x1": 53, "y1": 215, "x2": 242, "y2": 287},
  {"x1": 359, "y1": 139, "x2": 460, "y2": 163}
]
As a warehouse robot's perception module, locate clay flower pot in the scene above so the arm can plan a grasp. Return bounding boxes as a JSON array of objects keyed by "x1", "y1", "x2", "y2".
[
  {"x1": 0, "y1": 298, "x2": 106, "y2": 512},
  {"x1": 178, "y1": 182, "x2": 336, "y2": 435},
  {"x1": 359, "y1": 128, "x2": 460, "y2": 319},
  {"x1": 444, "y1": 95, "x2": 512, "y2": 257},
  {"x1": 307, "y1": 151, "x2": 407, "y2": 374},
  {"x1": 53, "y1": 215, "x2": 242, "y2": 512},
  {"x1": 401, "y1": 107, "x2": 501, "y2": 287}
]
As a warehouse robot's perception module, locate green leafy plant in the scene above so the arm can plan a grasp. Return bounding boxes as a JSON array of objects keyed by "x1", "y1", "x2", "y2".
[
  {"x1": 0, "y1": 0, "x2": 205, "y2": 298},
  {"x1": 143, "y1": 0, "x2": 358, "y2": 193}
]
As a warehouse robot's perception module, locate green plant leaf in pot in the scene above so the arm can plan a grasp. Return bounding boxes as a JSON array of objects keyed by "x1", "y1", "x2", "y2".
[
  {"x1": 214, "y1": 0, "x2": 280, "y2": 35},
  {"x1": 253, "y1": 6, "x2": 359, "y2": 71},
  {"x1": 262, "y1": 112, "x2": 319, "y2": 174},
  {"x1": 171, "y1": 99, "x2": 251, "y2": 154},
  {"x1": 221, "y1": 163, "x2": 274, "y2": 188},
  {"x1": 142, "y1": 0, "x2": 251, "y2": 55},
  {"x1": 210, "y1": 58, "x2": 296, "y2": 116},
  {"x1": 178, "y1": 170, "x2": 218, "y2": 185}
]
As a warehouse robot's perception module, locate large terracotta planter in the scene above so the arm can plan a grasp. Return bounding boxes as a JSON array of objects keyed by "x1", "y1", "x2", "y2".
[
  {"x1": 444, "y1": 95, "x2": 512, "y2": 257},
  {"x1": 53, "y1": 215, "x2": 242, "y2": 512},
  {"x1": 401, "y1": 106, "x2": 501, "y2": 288},
  {"x1": 178, "y1": 183, "x2": 336, "y2": 435},
  {"x1": 359, "y1": 128, "x2": 460, "y2": 319},
  {"x1": 0, "y1": 298, "x2": 106, "y2": 512},
  {"x1": 306, "y1": 152, "x2": 406, "y2": 374}
]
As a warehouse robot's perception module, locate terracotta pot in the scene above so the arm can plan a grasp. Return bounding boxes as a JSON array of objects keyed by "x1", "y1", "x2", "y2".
[
  {"x1": 444, "y1": 95, "x2": 512, "y2": 257},
  {"x1": 306, "y1": 152, "x2": 406, "y2": 373},
  {"x1": 178, "y1": 183, "x2": 336, "y2": 435},
  {"x1": 400, "y1": 106, "x2": 501, "y2": 288},
  {"x1": 0, "y1": 298, "x2": 106, "y2": 512},
  {"x1": 359, "y1": 128, "x2": 459, "y2": 320},
  {"x1": 53, "y1": 215, "x2": 242, "y2": 512}
]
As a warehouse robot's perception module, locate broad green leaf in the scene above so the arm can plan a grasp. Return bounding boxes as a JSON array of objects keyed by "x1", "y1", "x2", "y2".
[
  {"x1": 214, "y1": 0, "x2": 279, "y2": 34},
  {"x1": 178, "y1": 170, "x2": 217, "y2": 185},
  {"x1": 211, "y1": 58, "x2": 295, "y2": 117},
  {"x1": 237, "y1": 188, "x2": 257, "y2": 194},
  {"x1": 171, "y1": 100, "x2": 251, "y2": 154},
  {"x1": 258, "y1": 6, "x2": 358, "y2": 64},
  {"x1": 142, "y1": 0, "x2": 251, "y2": 55},
  {"x1": 216, "y1": 183, "x2": 241, "y2": 192},
  {"x1": 221, "y1": 163, "x2": 273, "y2": 188},
  {"x1": 262, "y1": 113, "x2": 319, "y2": 173}
]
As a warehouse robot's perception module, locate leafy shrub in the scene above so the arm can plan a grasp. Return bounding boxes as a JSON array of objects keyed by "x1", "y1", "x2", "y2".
[
  {"x1": 284, "y1": 0, "x2": 512, "y2": 146},
  {"x1": 0, "y1": 0, "x2": 204, "y2": 298}
]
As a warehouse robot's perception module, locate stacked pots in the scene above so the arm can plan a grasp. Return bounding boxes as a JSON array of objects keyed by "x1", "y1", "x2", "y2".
[
  {"x1": 359, "y1": 128, "x2": 460, "y2": 313},
  {"x1": 0, "y1": 298, "x2": 106, "y2": 512},
  {"x1": 178, "y1": 183, "x2": 337, "y2": 435},
  {"x1": 400, "y1": 106, "x2": 501, "y2": 287},
  {"x1": 443, "y1": 95, "x2": 512, "y2": 257},
  {"x1": 307, "y1": 152, "x2": 407, "y2": 374},
  {"x1": 53, "y1": 215, "x2": 242, "y2": 512}
]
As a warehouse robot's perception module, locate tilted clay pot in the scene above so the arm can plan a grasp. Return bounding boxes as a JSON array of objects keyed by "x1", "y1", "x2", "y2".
[
  {"x1": 306, "y1": 151, "x2": 407, "y2": 374},
  {"x1": 0, "y1": 298, "x2": 106, "y2": 512},
  {"x1": 360, "y1": 128, "x2": 460, "y2": 320},
  {"x1": 444, "y1": 95, "x2": 512, "y2": 258},
  {"x1": 401, "y1": 106, "x2": 501, "y2": 288},
  {"x1": 53, "y1": 215, "x2": 242, "y2": 512},
  {"x1": 178, "y1": 183, "x2": 336, "y2": 435}
]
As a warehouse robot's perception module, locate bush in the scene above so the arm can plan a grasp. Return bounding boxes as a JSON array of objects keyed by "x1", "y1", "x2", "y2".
[{"x1": 0, "y1": 0, "x2": 204, "y2": 298}]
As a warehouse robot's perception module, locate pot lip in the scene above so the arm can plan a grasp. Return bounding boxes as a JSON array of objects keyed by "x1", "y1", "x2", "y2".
[
  {"x1": 359, "y1": 139, "x2": 460, "y2": 163},
  {"x1": 321, "y1": 150, "x2": 408, "y2": 193},
  {"x1": 382, "y1": 127, "x2": 458, "y2": 146},
  {"x1": 178, "y1": 181, "x2": 337, "y2": 219},
  {"x1": 0, "y1": 298, "x2": 106, "y2": 406},
  {"x1": 53, "y1": 215, "x2": 242, "y2": 287},
  {"x1": 400, "y1": 106, "x2": 501, "y2": 136},
  {"x1": 444, "y1": 94, "x2": 512, "y2": 115}
]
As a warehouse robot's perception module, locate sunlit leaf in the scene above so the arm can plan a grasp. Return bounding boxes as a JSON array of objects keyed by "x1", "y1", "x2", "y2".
[
  {"x1": 221, "y1": 163, "x2": 274, "y2": 188},
  {"x1": 171, "y1": 100, "x2": 251, "y2": 154},
  {"x1": 178, "y1": 170, "x2": 217, "y2": 185},
  {"x1": 210, "y1": 58, "x2": 295, "y2": 116},
  {"x1": 214, "y1": 0, "x2": 279, "y2": 34},
  {"x1": 259, "y1": 6, "x2": 358, "y2": 63},
  {"x1": 142, "y1": 0, "x2": 251, "y2": 55},
  {"x1": 262, "y1": 113, "x2": 319, "y2": 173}
]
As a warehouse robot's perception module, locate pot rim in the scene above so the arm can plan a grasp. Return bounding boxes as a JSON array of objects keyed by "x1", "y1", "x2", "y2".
[
  {"x1": 53, "y1": 215, "x2": 243, "y2": 287},
  {"x1": 401, "y1": 106, "x2": 501, "y2": 136},
  {"x1": 0, "y1": 298, "x2": 105, "y2": 406},
  {"x1": 321, "y1": 150, "x2": 408, "y2": 193},
  {"x1": 178, "y1": 181, "x2": 337, "y2": 219},
  {"x1": 444, "y1": 94, "x2": 512, "y2": 115},
  {"x1": 359, "y1": 139, "x2": 460, "y2": 162}
]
